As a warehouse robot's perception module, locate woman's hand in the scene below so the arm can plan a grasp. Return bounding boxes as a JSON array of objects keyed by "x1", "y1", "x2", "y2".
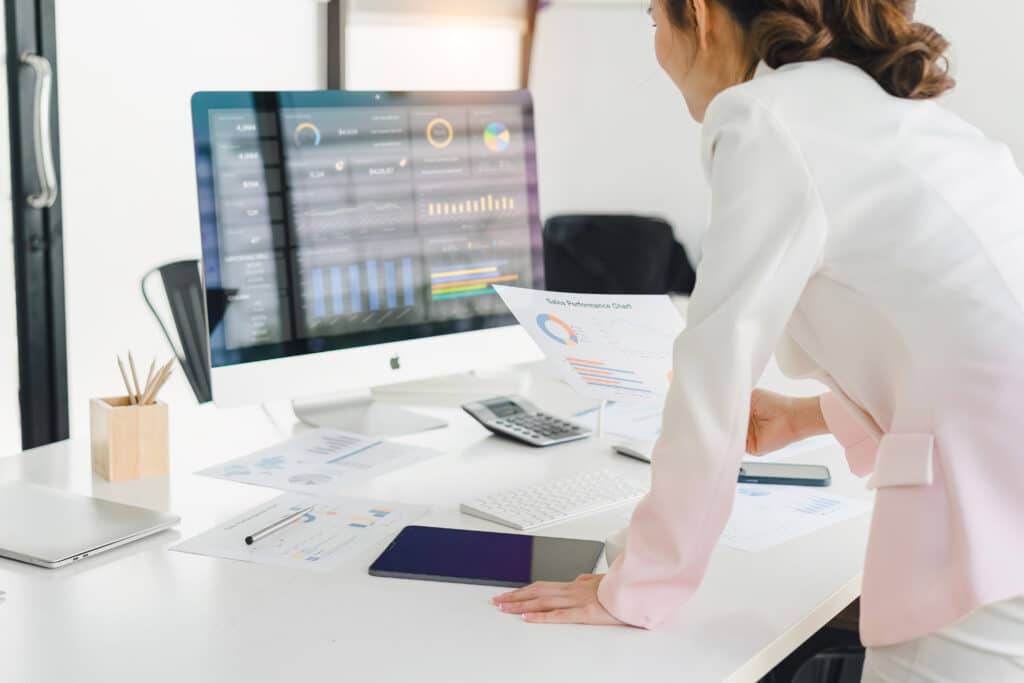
[
  {"x1": 492, "y1": 574, "x2": 626, "y2": 625},
  {"x1": 747, "y1": 389, "x2": 829, "y2": 455}
]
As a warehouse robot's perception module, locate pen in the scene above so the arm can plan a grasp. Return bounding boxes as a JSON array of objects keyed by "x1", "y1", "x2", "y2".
[{"x1": 244, "y1": 505, "x2": 315, "y2": 546}]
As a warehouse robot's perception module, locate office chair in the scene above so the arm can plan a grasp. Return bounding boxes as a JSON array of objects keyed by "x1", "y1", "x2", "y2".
[
  {"x1": 542, "y1": 214, "x2": 697, "y2": 296},
  {"x1": 141, "y1": 260, "x2": 213, "y2": 404},
  {"x1": 791, "y1": 646, "x2": 864, "y2": 683}
]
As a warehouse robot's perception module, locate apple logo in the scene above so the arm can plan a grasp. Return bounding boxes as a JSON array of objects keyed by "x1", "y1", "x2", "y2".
[{"x1": 390, "y1": 354, "x2": 401, "y2": 370}]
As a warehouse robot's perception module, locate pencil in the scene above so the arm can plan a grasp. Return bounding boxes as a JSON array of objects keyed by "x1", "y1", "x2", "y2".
[
  {"x1": 144, "y1": 359, "x2": 156, "y2": 398},
  {"x1": 128, "y1": 353, "x2": 142, "y2": 404},
  {"x1": 142, "y1": 358, "x2": 175, "y2": 405},
  {"x1": 148, "y1": 367, "x2": 173, "y2": 405},
  {"x1": 116, "y1": 356, "x2": 137, "y2": 405}
]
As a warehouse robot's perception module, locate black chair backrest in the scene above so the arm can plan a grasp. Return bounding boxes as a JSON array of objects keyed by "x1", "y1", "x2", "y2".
[
  {"x1": 141, "y1": 260, "x2": 212, "y2": 404},
  {"x1": 542, "y1": 215, "x2": 696, "y2": 295}
]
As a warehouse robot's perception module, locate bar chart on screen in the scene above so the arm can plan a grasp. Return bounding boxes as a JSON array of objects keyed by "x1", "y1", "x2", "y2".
[
  {"x1": 417, "y1": 191, "x2": 527, "y2": 224},
  {"x1": 426, "y1": 193, "x2": 516, "y2": 217},
  {"x1": 429, "y1": 260, "x2": 520, "y2": 301},
  {"x1": 307, "y1": 256, "x2": 419, "y2": 320}
]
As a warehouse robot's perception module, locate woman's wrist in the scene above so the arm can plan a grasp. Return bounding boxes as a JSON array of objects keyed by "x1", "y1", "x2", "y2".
[{"x1": 787, "y1": 396, "x2": 830, "y2": 441}]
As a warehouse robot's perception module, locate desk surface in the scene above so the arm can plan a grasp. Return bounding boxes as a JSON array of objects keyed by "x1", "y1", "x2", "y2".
[{"x1": 0, "y1": 363, "x2": 871, "y2": 683}]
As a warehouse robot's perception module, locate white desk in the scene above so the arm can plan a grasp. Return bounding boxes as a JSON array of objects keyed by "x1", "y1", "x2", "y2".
[{"x1": 0, "y1": 363, "x2": 871, "y2": 683}]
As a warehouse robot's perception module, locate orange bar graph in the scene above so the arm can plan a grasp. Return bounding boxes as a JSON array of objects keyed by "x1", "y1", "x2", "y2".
[
  {"x1": 573, "y1": 368, "x2": 614, "y2": 376},
  {"x1": 578, "y1": 376, "x2": 624, "y2": 386},
  {"x1": 427, "y1": 195, "x2": 517, "y2": 217}
]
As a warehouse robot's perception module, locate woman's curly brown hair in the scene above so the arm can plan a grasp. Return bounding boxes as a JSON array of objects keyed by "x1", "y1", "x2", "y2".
[{"x1": 665, "y1": 0, "x2": 955, "y2": 100}]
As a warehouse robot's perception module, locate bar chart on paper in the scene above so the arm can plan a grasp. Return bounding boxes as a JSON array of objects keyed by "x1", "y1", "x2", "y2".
[{"x1": 493, "y1": 286, "x2": 686, "y2": 403}]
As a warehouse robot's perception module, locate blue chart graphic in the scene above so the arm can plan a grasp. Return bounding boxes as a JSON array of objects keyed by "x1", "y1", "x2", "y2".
[
  {"x1": 288, "y1": 506, "x2": 319, "y2": 524},
  {"x1": 330, "y1": 268, "x2": 344, "y2": 314},
  {"x1": 385, "y1": 261, "x2": 397, "y2": 309},
  {"x1": 256, "y1": 456, "x2": 286, "y2": 470},
  {"x1": 310, "y1": 257, "x2": 416, "y2": 320},
  {"x1": 349, "y1": 265, "x2": 362, "y2": 313},
  {"x1": 402, "y1": 259, "x2": 415, "y2": 305},
  {"x1": 367, "y1": 260, "x2": 380, "y2": 311},
  {"x1": 536, "y1": 313, "x2": 578, "y2": 346},
  {"x1": 737, "y1": 487, "x2": 771, "y2": 498},
  {"x1": 796, "y1": 497, "x2": 840, "y2": 515}
]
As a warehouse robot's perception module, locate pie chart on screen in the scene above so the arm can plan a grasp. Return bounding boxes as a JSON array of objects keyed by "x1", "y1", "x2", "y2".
[{"x1": 483, "y1": 123, "x2": 511, "y2": 152}]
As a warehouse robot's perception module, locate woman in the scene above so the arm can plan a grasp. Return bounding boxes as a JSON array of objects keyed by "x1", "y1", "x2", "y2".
[{"x1": 493, "y1": 0, "x2": 1024, "y2": 678}]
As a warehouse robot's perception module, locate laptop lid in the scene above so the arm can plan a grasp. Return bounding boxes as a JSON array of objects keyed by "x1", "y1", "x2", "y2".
[{"x1": 0, "y1": 481, "x2": 179, "y2": 568}]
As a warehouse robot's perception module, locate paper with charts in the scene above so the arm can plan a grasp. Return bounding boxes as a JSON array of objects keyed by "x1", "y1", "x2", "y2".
[
  {"x1": 197, "y1": 428, "x2": 441, "y2": 494},
  {"x1": 494, "y1": 286, "x2": 685, "y2": 403},
  {"x1": 720, "y1": 485, "x2": 872, "y2": 552},
  {"x1": 172, "y1": 493, "x2": 428, "y2": 572},
  {"x1": 575, "y1": 402, "x2": 840, "y2": 463}
]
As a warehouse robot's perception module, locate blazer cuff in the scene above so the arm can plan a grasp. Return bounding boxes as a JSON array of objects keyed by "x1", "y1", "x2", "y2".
[
  {"x1": 820, "y1": 393, "x2": 878, "y2": 477},
  {"x1": 596, "y1": 556, "x2": 656, "y2": 630}
]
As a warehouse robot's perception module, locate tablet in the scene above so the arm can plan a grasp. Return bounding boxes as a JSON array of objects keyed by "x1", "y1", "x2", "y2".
[{"x1": 369, "y1": 526, "x2": 604, "y2": 588}]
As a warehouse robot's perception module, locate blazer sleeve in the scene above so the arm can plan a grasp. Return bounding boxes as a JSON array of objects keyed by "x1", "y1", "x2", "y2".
[
  {"x1": 596, "y1": 91, "x2": 828, "y2": 629},
  {"x1": 819, "y1": 393, "x2": 879, "y2": 477}
]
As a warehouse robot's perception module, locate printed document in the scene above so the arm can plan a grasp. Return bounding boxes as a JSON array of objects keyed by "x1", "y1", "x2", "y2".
[
  {"x1": 494, "y1": 286, "x2": 685, "y2": 403},
  {"x1": 172, "y1": 493, "x2": 428, "y2": 572},
  {"x1": 197, "y1": 428, "x2": 440, "y2": 494},
  {"x1": 720, "y1": 485, "x2": 872, "y2": 552}
]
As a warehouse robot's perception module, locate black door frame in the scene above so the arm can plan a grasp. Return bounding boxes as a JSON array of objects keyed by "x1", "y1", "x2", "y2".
[{"x1": 5, "y1": 0, "x2": 68, "y2": 449}]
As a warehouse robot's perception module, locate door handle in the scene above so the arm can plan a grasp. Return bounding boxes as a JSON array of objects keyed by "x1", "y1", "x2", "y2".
[{"x1": 20, "y1": 52, "x2": 58, "y2": 209}]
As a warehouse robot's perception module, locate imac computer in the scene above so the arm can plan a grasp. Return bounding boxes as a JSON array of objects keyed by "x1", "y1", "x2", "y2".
[{"x1": 190, "y1": 90, "x2": 545, "y2": 435}]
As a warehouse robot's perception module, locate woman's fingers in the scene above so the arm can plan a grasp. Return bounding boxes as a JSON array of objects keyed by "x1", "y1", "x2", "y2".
[
  {"x1": 492, "y1": 581, "x2": 569, "y2": 604},
  {"x1": 521, "y1": 607, "x2": 589, "y2": 624},
  {"x1": 498, "y1": 596, "x2": 577, "y2": 614}
]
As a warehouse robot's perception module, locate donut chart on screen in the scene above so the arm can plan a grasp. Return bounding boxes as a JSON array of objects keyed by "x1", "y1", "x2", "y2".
[{"x1": 483, "y1": 122, "x2": 511, "y2": 152}]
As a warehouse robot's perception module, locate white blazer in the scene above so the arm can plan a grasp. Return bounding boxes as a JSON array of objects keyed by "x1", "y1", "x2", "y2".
[{"x1": 597, "y1": 58, "x2": 1024, "y2": 647}]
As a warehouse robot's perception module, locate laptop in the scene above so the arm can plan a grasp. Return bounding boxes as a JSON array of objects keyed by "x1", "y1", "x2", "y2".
[{"x1": 0, "y1": 481, "x2": 179, "y2": 568}]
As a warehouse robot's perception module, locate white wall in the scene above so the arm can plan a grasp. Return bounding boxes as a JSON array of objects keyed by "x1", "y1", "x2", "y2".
[
  {"x1": 529, "y1": 1, "x2": 1024, "y2": 261},
  {"x1": 530, "y1": 3, "x2": 710, "y2": 257},
  {"x1": 0, "y1": 0, "x2": 21, "y2": 455},
  {"x1": 346, "y1": 17, "x2": 522, "y2": 90},
  {"x1": 916, "y1": 0, "x2": 1024, "y2": 166},
  {"x1": 55, "y1": 0, "x2": 325, "y2": 438}
]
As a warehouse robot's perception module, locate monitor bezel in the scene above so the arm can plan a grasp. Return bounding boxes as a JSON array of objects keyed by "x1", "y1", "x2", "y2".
[{"x1": 190, "y1": 89, "x2": 544, "y2": 369}]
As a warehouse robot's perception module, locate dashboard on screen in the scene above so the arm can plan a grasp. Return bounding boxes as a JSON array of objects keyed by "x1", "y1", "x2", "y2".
[{"x1": 191, "y1": 91, "x2": 543, "y2": 368}]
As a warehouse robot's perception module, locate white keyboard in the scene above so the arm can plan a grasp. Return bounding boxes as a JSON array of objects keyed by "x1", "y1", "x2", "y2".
[{"x1": 460, "y1": 470, "x2": 649, "y2": 531}]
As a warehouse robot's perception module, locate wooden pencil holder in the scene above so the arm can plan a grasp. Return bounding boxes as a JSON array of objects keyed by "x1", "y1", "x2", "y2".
[{"x1": 89, "y1": 396, "x2": 169, "y2": 481}]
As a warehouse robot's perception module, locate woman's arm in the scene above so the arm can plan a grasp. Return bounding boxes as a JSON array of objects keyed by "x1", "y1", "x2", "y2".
[
  {"x1": 819, "y1": 392, "x2": 879, "y2": 476},
  {"x1": 596, "y1": 91, "x2": 829, "y2": 628},
  {"x1": 747, "y1": 389, "x2": 829, "y2": 456},
  {"x1": 495, "y1": 90, "x2": 830, "y2": 628}
]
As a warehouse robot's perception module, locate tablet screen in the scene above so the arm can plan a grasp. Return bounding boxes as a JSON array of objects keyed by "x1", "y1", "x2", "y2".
[{"x1": 369, "y1": 526, "x2": 604, "y2": 587}]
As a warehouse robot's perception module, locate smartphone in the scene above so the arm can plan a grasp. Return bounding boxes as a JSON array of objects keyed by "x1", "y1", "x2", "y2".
[{"x1": 737, "y1": 462, "x2": 831, "y2": 487}]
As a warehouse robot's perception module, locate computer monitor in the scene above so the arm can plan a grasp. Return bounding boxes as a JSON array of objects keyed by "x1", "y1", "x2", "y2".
[{"x1": 190, "y1": 90, "x2": 544, "y2": 435}]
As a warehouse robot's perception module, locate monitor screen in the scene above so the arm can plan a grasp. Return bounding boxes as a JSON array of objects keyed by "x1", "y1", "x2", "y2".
[{"x1": 191, "y1": 91, "x2": 543, "y2": 368}]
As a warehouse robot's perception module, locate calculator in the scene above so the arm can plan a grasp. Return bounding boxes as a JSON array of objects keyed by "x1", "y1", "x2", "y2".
[{"x1": 462, "y1": 396, "x2": 592, "y2": 447}]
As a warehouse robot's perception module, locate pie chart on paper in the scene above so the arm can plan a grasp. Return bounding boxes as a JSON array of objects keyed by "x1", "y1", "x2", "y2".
[{"x1": 483, "y1": 123, "x2": 511, "y2": 152}]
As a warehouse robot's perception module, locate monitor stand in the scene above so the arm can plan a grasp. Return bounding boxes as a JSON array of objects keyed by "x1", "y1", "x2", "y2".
[{"x1": 292, "y1": 391, "x2": 448, "y2": 438}]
